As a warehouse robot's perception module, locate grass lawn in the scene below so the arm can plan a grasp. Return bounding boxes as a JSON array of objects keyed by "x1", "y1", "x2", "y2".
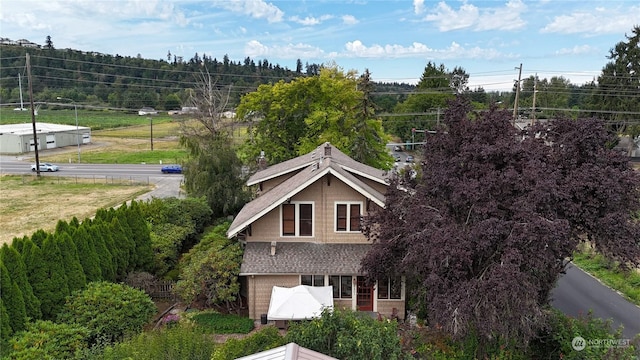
[
  {"x1": 572, "y1": 251, "x2": 640, "y2": 306},
  {"x1": 0, "y1": 175, "x2": 151, "y2": 245}
]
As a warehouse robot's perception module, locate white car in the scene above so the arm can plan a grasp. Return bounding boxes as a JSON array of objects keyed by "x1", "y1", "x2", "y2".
[{"x1": 31, "y1": 163, "x2": 59, "y2": 172}]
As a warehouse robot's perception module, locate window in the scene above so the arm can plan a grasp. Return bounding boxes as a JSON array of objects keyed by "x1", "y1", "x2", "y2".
[
  {"x1": 329, "y1": 275, "x2": 352, "y2": 299},
  {"x1": 335, "y1": 202, "x2": 361, "y2": 232},
  {"x1": 377, "y1": 277, "x2": 402, "y2": 300},
  {"x1": 281, "y1": 202, "x2": 314, "y2": 237},
  {"x1": 301, "y1": 274, "x2": 325, "y2": 287}
]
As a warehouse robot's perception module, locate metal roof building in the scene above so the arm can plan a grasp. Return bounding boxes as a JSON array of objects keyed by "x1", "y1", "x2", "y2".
[{"x1": 0, "y1": 122, "x2": 91, "y2": 154}]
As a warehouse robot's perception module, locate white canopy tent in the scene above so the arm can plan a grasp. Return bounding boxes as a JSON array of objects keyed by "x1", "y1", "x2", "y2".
[{"x1": 267, "y1": 285, "x2": 334, "y2": 321}]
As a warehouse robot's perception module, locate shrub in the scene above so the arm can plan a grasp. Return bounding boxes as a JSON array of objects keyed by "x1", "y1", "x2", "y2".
[
  {"x1": 88, "y1": 323, "x2": 216, "y2": 360},
  {"x1": 529, "y1": 309, "x2": 638, "y2": 359},
  {"x1": 8, "y1": 320, "x2": 89, "y2": 360},
  {"x1": 285, "y1": 308, "x2": 404, "y2": 360},
  {"x1": 57, "y1": 281, "x2": 156, "y2": 345},
  {"x1": 211, "y1": 326, "x2": 285, "y2": 360},
  {"x1": 189, "y1": 311, "x2": 254, "y2": 334}
]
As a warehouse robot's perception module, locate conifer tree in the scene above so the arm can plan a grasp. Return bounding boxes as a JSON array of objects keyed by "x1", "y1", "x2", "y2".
[
  {"x1": 125, "y1": 201, "x2": 154, "y2": 271},
  {"x1": 72, "y1": 225, "x2": 102, "y2": 282},
  {"x1": 69, "y1": 216, "x2": 81, "y2": 229},
  {"x1": 54, "y1": 219, "x2": 72, "y2": 236},
  {"x1": 0, "y1": 262, "x2": 27, "y2": 333},
  {"x1": 109, "y1": 217, "x2": 135, "y2": 277},
  {"x1": 10, "y1": 236, "x2": 26, "y2": 255},
  {"x1": 1, "y1": 299, "x2": 12, "y2": 342},
  {"x1": 29, "y1": 229, "x2": 48, "y2": 248},
  {"x1": 38, "y1": 235, "x2": 70, "y2": 319},
  {"x1": 56, "y1": 232, "x2": 87, "y2": 292},
  {"x1": 87, "y1": 223, "x2": 116, "y2": 282},
  {"x1": 22, "y1": 239, "x2": 49, "y2": 320},
  {"x1": 1, "y1": 244, "x2": 41, "y2": 320}
]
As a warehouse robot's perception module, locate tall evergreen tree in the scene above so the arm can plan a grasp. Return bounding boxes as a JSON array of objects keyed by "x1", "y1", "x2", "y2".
[
  {"x1": 29, "y1": 229, "x2": 48, "y2": 248},
  {"x1": 0, "y1": 262, "x2": 27, "y2": 333},
  {"x1": 0, "y1": 299, "x2": 12, "y2": 342},
  {"x1": 55, "y1": 219, "x2": 73, "y2": 236},
  {"x1": 22, "y1": 240, "x2": 49, "y2": 321},
  {"x1": 86, "y1": 223, "x2": 116, "y2": 282},
  {"x1": 1, "y1": 244, "x2": 41, "y2": 320},
  {"x1": 109, "y1": 217, "x2": 135, "y2": 277},
  {"x1": 125, "y1": 201, "x2": 154, "y2": 271},
  {"x1": 72, "y1": 225, "x2": 102, "y2": 282},
  {"x1": 56, "y1": 232, "x2": 87, "y2": 292},
  {"x1": 38, "y1": 235, "x2": 70, "y2": 320}
]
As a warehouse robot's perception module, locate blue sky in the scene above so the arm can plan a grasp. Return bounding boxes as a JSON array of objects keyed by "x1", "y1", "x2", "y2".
[{"x1": 2, "y1": 0, "x2": 639, "y2": 91}]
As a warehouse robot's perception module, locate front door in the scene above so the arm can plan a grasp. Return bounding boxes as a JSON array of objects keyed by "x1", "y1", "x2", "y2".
[{"x1": 356, "y1": 276, "x2": 373, "y2": 311}]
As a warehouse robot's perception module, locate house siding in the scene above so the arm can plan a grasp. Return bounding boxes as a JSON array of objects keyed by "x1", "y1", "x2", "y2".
[{"x1": 245, "y1": 175, "x2": 372, "y2": 244}]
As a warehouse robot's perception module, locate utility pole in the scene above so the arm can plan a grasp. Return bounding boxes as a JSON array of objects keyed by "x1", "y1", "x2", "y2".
[
  {"x1": 531, "y1": 73, "x2": 538, "y2": 126},
  {"x1": 513, "y1": 63, "x2": 522, "y2": 125},
  {"x1": 27, "y1": 53, "x2": 41, "y2": 176}
]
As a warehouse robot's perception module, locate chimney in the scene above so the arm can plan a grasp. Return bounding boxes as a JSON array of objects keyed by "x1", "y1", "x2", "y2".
[
  {"x1": 257, "y1": 150, "x2": 267, "y2": 170},
  {"x1": 270, "y1": 241, "x2": 277, "y2": 256},
  {"x1": 324, "y1": 143, "x2": 331, "y2": 157}
]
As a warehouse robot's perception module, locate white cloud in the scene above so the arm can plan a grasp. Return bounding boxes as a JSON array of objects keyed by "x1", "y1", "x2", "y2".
[
  {"x1": 245, "y1": 40, "x2": 325, "y2": 58},
  {"x1": 422, "y1": 0, "x2": 526, "y2": 32},
  {"x1": 343, "y1": 40, "x2": 508, "y2": 60},
  {"x1": 342, "y1": 15, "x2": 358, "y2": 25},
  {"x1": 541, "y1": 6, "x2": 640, "y2": 35},
  {"x1": 413, "y1": 0, "x2": 425, "y2": 15},
  {"x1": 425, "y1": 1, "x2": 479, "y2": 31},
  {"x1": 213, "y1": 0, "x2": 284, "y2": 23},
  {"x1": 555, "y1": 45, "x2": 597, "y2": 56},
  {"x1": 290, "y1": 14, "x2": 333, "y2": 26}
]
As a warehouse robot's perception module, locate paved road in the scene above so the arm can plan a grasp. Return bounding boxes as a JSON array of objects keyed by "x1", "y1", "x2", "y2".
[{"x1": 551, "y1": 263, "x2": 640, "y2": 340}]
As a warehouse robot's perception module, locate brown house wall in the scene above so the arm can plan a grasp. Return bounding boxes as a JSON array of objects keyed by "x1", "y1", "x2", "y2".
[{"x1": 245, "y1": 174, "x2": 372, "y2": 244}]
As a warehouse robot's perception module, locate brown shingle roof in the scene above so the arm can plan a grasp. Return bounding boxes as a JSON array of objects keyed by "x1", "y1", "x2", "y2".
[{"x1": 240, "y1": 242, "x2": 372, "y2": 275}]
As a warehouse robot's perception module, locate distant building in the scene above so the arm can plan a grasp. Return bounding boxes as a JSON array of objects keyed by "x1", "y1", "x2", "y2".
[
  {"x1": 138, "y1": 107, "x2": 158, "y2": 116},
  {"x1": 0, "y1": 122, "x2": 91, "y2": 154}
]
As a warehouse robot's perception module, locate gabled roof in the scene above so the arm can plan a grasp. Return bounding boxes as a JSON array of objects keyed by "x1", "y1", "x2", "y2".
[
  {"x1": 236, "y1": 342, "x2": 338, "y2": 360},
  {"x1": 240, "y1": 242, "x2": 372, "y2": 275},
  {"x1": 227, "y1": 143, "x2": 389, "y2": 239},
  {"x1": 247, "y1": 142, "x2": 388, "y2": 186}
]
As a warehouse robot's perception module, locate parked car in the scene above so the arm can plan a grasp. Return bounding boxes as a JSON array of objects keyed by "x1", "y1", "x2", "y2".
[
  {"x1": 405, "y1": 155, "x2": 415, "y2": 163},
  {"x1": 31, "y1": 163, "x2": 59, "y2": 172},
  {"x1": 161, "y1": 165, "x2": 182, "y2": 174},
  {"x1": 393, "y1": 145, "x2": 403, "y2": 152},
  {"x1": 393, "y1": 154, "x2": 402, "y2": 162}
]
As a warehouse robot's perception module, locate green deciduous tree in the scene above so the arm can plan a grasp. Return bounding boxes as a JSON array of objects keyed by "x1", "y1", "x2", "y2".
[
  {"x1": 180, "y1": 71, "x2": 250, "y2": 218},
  {"x1": 57, "y1": 281, "x2": 156, "y2": 345},
  {"x1": 173, "y1": 223, "x2": 242, "y2": 309},
  {"x1": 237, "y1": 65, "x2": 392, "y2": 169}
]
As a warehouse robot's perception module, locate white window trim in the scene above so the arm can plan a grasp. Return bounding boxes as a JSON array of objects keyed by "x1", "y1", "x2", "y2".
[
  {"x1": 280, "y1": 201, "x2": 315, "y2": 237},
  {"x1": 334, "y1": 201, "x2": 363, "y2": 233}
]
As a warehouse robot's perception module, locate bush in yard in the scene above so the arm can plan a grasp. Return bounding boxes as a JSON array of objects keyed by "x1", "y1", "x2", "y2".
[
  {"x1": 529, "y1": 309, "x2": 638, "y2": 359},
  {"x1": 87, "y1": 323, "x2": 216, "y2": 360},
  {"x1": 57, "y1": 281, "x2": 156, "y2": 345},
  {"x1": 284, "y1": 308, "x2": 405, "y2": 360},
  {"x1": 211, "y1": 326, "x2": 285, "y2": 360},
  {"x1": 7, "y1": 320, "x2": 89, "y2": 360},
  {"x1": 188, "y1": 311, "x2": 254, "y2": 334}
]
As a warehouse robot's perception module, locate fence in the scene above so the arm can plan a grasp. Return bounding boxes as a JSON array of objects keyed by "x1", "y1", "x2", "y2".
[{"x1": 18, "y1": 173, "x2": 151, "y2": 186}]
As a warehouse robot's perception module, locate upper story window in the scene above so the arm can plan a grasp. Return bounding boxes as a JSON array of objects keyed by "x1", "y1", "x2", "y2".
[
  {"x1": 335, "y1": 202, "x2": 362, "y2": 232},
  {"x1": 282, "y1": 202, "x2": 314, "y2": 237}
]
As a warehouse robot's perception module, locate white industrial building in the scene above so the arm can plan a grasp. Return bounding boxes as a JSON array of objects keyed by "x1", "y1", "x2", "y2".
[{"x1": 0, "y1": 122, "x2": 91, "y2": 154}]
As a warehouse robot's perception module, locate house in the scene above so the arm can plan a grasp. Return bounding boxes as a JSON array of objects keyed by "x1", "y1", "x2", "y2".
[
  {"x1": 227, "y1": 142, "x2": 405, "y2": 321},
  {"x1": 236, "y1": 342, "x2": 338, "y2": 360}
]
